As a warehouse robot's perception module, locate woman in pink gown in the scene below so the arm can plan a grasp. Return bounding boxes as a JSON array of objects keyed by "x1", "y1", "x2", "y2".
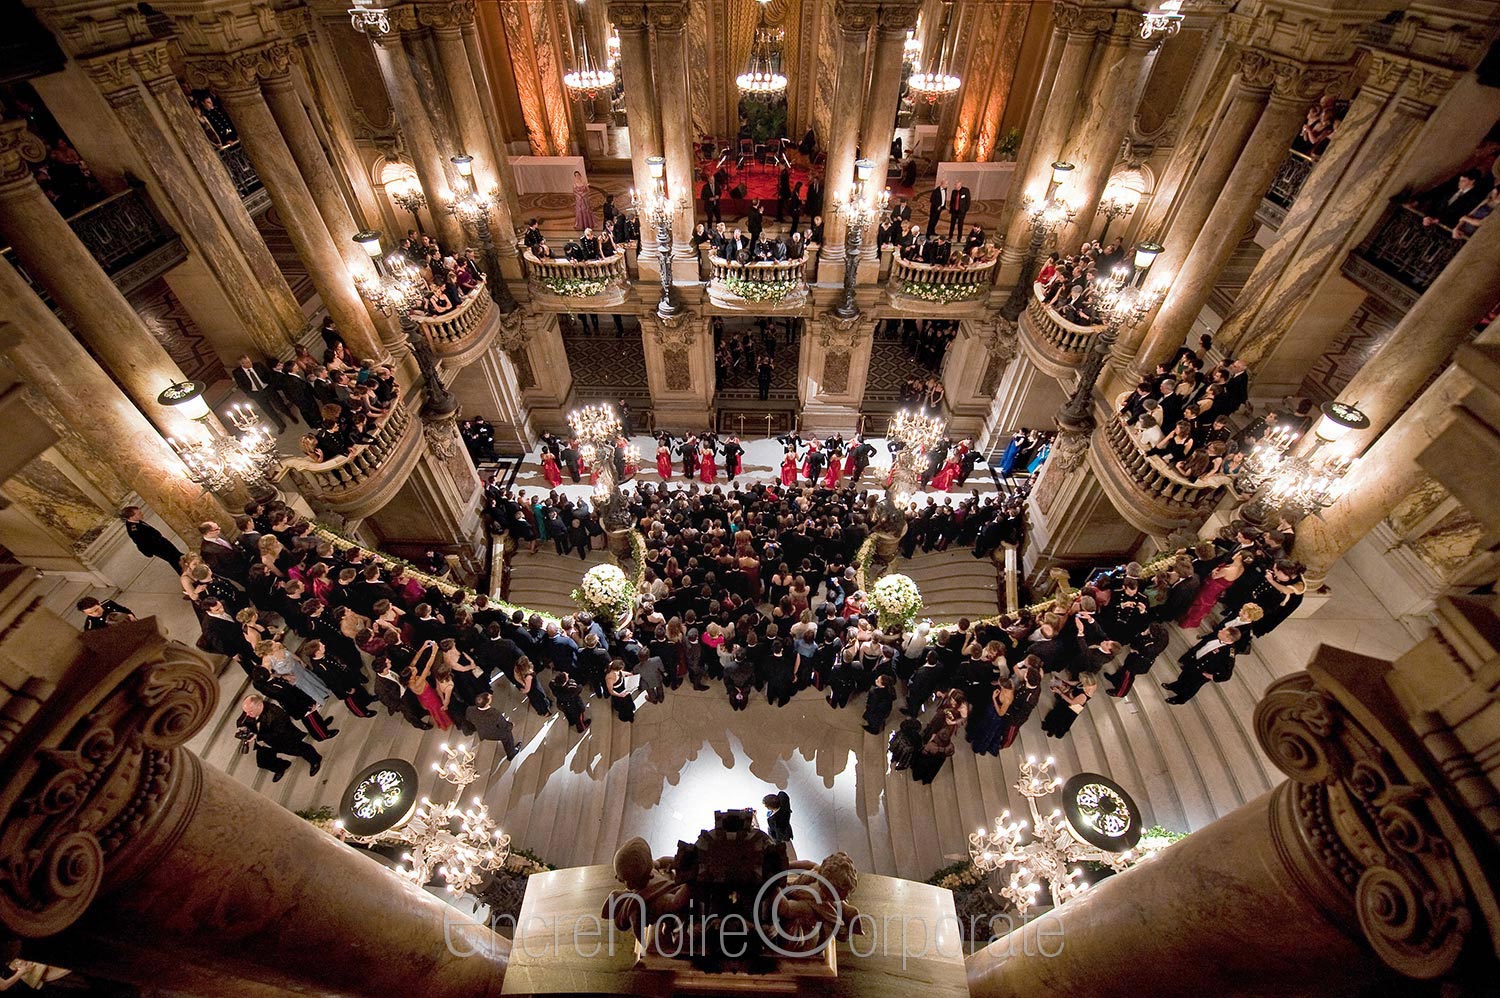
[
  {"x1": 541, "y1": 452, "x2": 563, "y2": 489},
  {"x1": 780, "y1": 451, "x2": 798, "y2": 487},
  {"x1": 930, "y1": 457, "x2": 961, "y2": 492},
  {"x1": 699, "y1": 448, "x2": 717, "y2": 483},
  {"x1": 572, "y1": 170, "x2": 595, "y2": 230},
  {"x1": 1179, "y1": 553, "x2": 1245, "y2": 628}
]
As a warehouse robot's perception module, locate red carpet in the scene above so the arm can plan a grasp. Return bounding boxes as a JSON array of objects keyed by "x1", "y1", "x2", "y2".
[{"x1": 695, "y1": 157, "x2": 918, "y2": 220}]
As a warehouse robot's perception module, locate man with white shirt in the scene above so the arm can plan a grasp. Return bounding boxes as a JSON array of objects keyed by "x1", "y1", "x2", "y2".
[
  {"x1": 231, "y1": 354, "x2": 288, "y2": 432},
  {"x1": 1162, "y1": 625, "x2": 1240, "y2": 704}
]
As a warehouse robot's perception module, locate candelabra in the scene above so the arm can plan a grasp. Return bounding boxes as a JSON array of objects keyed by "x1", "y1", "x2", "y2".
[
  {"x1": 339, "y1": 743, "x2": 511, "y2": 897},
  {"x1": 390, "y1": 185, "x2": 427, "y2": 234},
  {"x1": 447, "y1": 154, "x2": 518, "y2": 312},
  {"x1": 1141, "y1": 0, "x2": 1185, "y2": 38},
  {"x1": 969, "y1": 757, "x2": 1148, "y2": 918},
  {"x1": 1094, "y1": 186, "x2": 1139, "y2": 243},
  {"x1": 568, "y1": 402, "x2": 632, "y2": 529},
  {"x1": 352, "y1": 230, "x2": 457, "y2": 419},
  {"x1": 632, "y1": 156, "x2": 688, "y2": 320},
  {"x1": 830, "y1": 158, "x2": 891, "y2": 319},
  {"x1": 1056, "y1": 243, "x2": 1165, "y2": 433},
  {"x1": 1232, "y1": 401, "x2": 1366, "y2": 526},
  {"x1": 1000, "y1": 162, "x2": 1076, "y2": 322},
  {"x1": 159, "y1": 381, "x2": 282, "y2": 499},
  {"x1": 882, "y1": 405, "x2": 946, "y2": 517}
]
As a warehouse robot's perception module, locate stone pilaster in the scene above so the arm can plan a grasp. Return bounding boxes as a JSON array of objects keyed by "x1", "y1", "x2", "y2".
[
  {"x1": 797, "y1": 312, "x2": 875, "y2": 434},
  {"x1": 1020, "y1": 427, "x2": 1140, "y2": 578},
  {"x1": 645, "y1": 1, "x2": 698, "y2": 281},
  {"x1": 856, "y1": 4, "x2": 920, "y2": 278},
  {"x1": 607, "y1": 2, "x2": 660, "y2": 271},
  {"x1": 75, "y1": 40, "x2": 303, "y2": 357},
  {"x1": 816, "y1": 1, "x2": 875, "y2": 283},
  {"x1": 642, "y1": 311, "x2": 714, "y2": 431},
  {"x1": 509, "y1": 311, "x2": 573, "y2": 431},
  {"x1": 942, "y1": 319, "x2": 1014, "y2": 439}
]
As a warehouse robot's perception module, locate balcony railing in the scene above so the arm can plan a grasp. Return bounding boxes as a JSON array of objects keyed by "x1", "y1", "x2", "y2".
[
  {"x1": 283, "y1": 397, "x2": 424, "y2": 517},
  {"x1": 216, "y1": 142, "x2": 261, "y2": 198},
  {"x1": 413, "y1": 279, "x2": 495, "y2": 363},
  {"x1": 1017, "y1": 286, "x2": 1108, "y2": 380},
  {"x1": 706, "y1": 255, "x2": 809, "y2": 309},
  {"x1": 887, "y1": 255, "x2": 997, "y2": 308},
  {"x1": 524, "y1": 250, "x2": 629, "y2": 307},
  {"x1": 1344, "y1": 204, "x2": 1462, "y2": 310},
  {"x1": 1095, "y1": 404, "x2": 1227, "y2": 533},
  {"x1": 1266, "y1": 150, "x2": 1315, "y2": 210}
]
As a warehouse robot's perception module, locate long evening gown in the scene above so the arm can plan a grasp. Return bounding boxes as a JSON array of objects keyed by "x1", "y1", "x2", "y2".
[
  {"x1": 657, "y1": 447, "x2": 673, "y2": 480},
  {"x1": 1179, "y1": 573, "x2": 1233, "y2": 628},
  {"x1": 780, "y1": 456, "x2": 798, "y2": 487},
  {"x1": 573, "y1": 182, "x2": 596, "y2": 230}
]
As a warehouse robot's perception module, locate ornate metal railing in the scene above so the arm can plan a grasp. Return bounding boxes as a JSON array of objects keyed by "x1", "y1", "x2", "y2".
[
  {"x1": 216, "y1": 141, "x2": 262, "y2": 200},
  {"x1": 523, "y1": 250, "x2": 629, "y2": 304},
  {"x1": 888, "y1": 254, "x2": 998, "y2": 298},
  {"x1": 707, "y1": 255, "x2": 808, "y2": 307},
  {"x1": 1096, "y1": 406, "x2": 1226, "y2": 530},
  {"x1": 1348, "y1": 204, "x2": 1463, "y2": 301},
  {"x1": 1265, "y1": 149, "x2": 1315, "y2": 210},
  {"x1": 413, "y1": 278, "x2": 494, "y2": 358},
  {"x1": 283, "y1": 397, "x2": 423, "y2": 516}
]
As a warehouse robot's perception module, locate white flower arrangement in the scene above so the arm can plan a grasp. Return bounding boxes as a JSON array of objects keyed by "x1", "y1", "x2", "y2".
[
  {"x1": 901, "y1": 280, "x2": 983, "y2": 304},
  {"x1": 571, "y1": 563, "x2": 635, "y2": 621},
  {"x1": 722, "y1": 275, "x2": 799, "y2": 302},
  {"x1": 542, "y1": 275, "x2": 609, "y2": 298},
  {"x1": 870, "y1": 573, "x2": 924, "y2": 631}
]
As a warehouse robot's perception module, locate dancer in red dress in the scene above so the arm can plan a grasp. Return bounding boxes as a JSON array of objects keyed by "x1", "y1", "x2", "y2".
[
  {"x1": 575, "y1": 441, "x2": 591, "y2": 482},
  {"x1": 698, "y1": 447, "x2": 718, "y2": 483},
  {"x1": 930, "y1": 456, "x2": 961, "y2": 492},
  {"x1": 619, "y1": 436, "x2": 638, "y2": 480},
  {"x1": 656, "y1": 443, "x2": 672, "y2": 480},
  {"x1": 801, "y1": 441, "x2": 822, "y2": 482},
  {"x1": 780, "y1": 450, "x2": 798, "y2": 487},
  {"x1": 541, "y1": 451, "x2": 563, "y2": 489},
  {"x1": 842, "y1": 448, "x2": 858, "y2": 478},
  {"x1": 823, "y1": 454, "x2": 843, "y2": 489}
]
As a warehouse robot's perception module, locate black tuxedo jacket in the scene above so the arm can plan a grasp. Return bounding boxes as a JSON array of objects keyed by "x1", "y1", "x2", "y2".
[
  {"x1": 929, "y1": 187, "x2": 946, "y2": 213},
  {"x1": 951, "y1": 186, "x2": 972, "y2": 214},
  {"x1": 232, "y1": 362, "x2": 275, "y2": 395},
  {"x1": 1180, "y1": 636, "x2": 1236, "y2": 683}
]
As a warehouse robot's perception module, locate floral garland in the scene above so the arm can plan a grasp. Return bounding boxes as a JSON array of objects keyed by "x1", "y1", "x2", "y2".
[
  {"x1": 853, "y1": 535, "x2": 878, "y2": 593},
  {"x1": 542, "y1": 275, "x2": 609, "y2": 298},
  {"x1": 571, "y1": 563, "x2": 636, "y2": 621},
  {"x1": 870, "y1": 573, "x2": 924, "y2": 632},
  {"x1": 901, "y1": 280, "x2": 984, "y2": 305},
  {"x1": 721, "y1": 275, "x2": 799, "y2": 303}
]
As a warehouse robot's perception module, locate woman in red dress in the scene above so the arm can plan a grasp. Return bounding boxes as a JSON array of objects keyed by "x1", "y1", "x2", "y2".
[
  {"x1": 541, "y1": 451, "x2": 563, "y2": 489},
  {"x1": 801, "y1": 442, "x2": 820, "y2": 481},
  {"x1": 842, "y1": 447, "x2": 858, "y2": 478},
  {"x1": 823, "y1": 454, "x2": 843, "y2": 489},
  {"x1": 407, "y1": 640, "x2": 452, "y2": 730},
  {"x1": 575, "y1": 440, "x2": 591, "y2": 481},
  {"x1": 618, "y1": 436, "x2": 637, "y2": 480},
  {"x1": 699, "y1": 447, "x2": 717, "y2": 483},
  {"x1": 656, "y1": 443, "x2": 673, "y2": 480},
  {"x1": 1179, "y1": 553, "x2": 1245, "y2": 628},
  {"x1": 780, "y1": 450, "x2": 798, "y2": 487},
  {"x1": 930, "y1": 456, "x2": 961, "y2": 492}
]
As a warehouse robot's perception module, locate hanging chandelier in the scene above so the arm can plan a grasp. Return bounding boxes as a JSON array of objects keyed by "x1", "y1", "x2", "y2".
[
  {"x1": 563, "y1": 0, "x2": 615, "y2": 101},
  {"x1": 903, "y1": 28, "x2": 922, "y2": 66},
  {"x1": 736, "y1": 0, "x2": 787, "y2": 99},
  {"x1": 907, "y1": 0, "x2": 961, "y2": 104}
]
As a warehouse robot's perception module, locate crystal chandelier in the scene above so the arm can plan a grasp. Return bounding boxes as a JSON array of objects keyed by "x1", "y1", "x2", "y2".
[
  {"x1": 339, "y1": 743, "x2": 511, "y2": 896},
  {"x1": 352, "y1": 232, "x2": 428, "y2": 317},
  {"x1": 736, "y1": 0, "x2": 787, "y2": 99},
  {"x1": 1142, "y1": 0, "x2": 1185, "y2": 39},
  {"x1": 884, "y1": 405, "x2": 946, "y2": 507},
  {"x1": 969, "y1": 757, "x2": 1154, "y2": 917},
  {"x1": 1232, "y1": 401, "x2": 1365, "y2": 524},
  {"x1": 160, "y1": 381, "x2": 282, "y2": 497},
  {"x1": 903, "y1": 29, "x2": 922, "y2": 66},
  {"x1": 563, "y1": 0, "x2": 616, "y2": 101},
  {"x1": 907, "y1": 1, "x2": 961, "y2": 104}
]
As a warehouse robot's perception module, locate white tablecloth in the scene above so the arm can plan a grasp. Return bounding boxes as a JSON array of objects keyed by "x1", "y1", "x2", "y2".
[
  {"x1": 509, "y1": 155, "x2": 589, "y2": 195},
  {"x1": 936, "y1": 161, "x2": 1017, "y2": 201}
]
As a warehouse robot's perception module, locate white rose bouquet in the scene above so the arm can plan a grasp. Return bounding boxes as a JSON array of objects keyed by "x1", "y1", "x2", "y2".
[
  {"x1": 571, "y1": 563, "x2": 635, "y2": 621},
  {"x1": 869, "y1": 573, "x2": 924, "y2": 631}
]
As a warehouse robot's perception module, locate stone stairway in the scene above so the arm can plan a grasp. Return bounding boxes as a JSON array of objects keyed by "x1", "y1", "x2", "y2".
[
  {"x1": 884, "y1": 548, "x2": 1002, "y2": 624},
  {"x1": 504, "y1": 546, "x2": 614, "y2": 618}
]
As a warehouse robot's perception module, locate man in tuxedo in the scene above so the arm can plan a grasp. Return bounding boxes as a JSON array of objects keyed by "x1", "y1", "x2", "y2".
[
  {"x1": 1411, "y1": 169, "x2": 1491, "y2": 229},
  {"x1": 237, "y1": 693, "x2": 322, "y2": 780},
  {"x1": 678, "y1": 435, "x2": 700, "y2": 478},
  {"x1": 926, "y1": 183, "x2": 947, "y2": 238},
  {"x1": 467, "y1": 692, "x2": 521, "y2": 759},
  {"x1": 231, "y1": 355, "x2": 288, "y2": 432},
  {"x1": 808, "y1": 215, "x2": 824, "y2": 246},
  {"x1": 1152, "y1": 558, "x2": 1201, "y2": 623},
  {"x1": 725, "y1": 228, "x2": 748, "y2": 260},
  {"x1": 523, "y1": 218, "x2": 544, "y2": 251},
  {"x1": 198, "y1": 597, "x2": 251, "y2": 667},
  {"x1": 269, "y1": 360, "x2": 321, "y2": 428},
  {"x1": 1220, "y1": 359, "x2": 1250, "y2": 414},
  {"x1": 579, "y1": 228, "x2": 601, "y2": 261},
  {"x1": 805, "y1": 177, "x2": 824, "y2": 219},
  {"x1": 889, "y1": 196, "x2": 911, "y2": 225},
  {"x1": 701, "y1": 175, "x2": 721, "y2": 226},
  {"x1": 848, "y1": 436, "x2": 875, "y2": 479},
  {"x1": 199, "y1": 521, "x2": 249, "y2": 584},
  {"x1": 1163, "y1": 626, "x2": 1241, "y2": 704},
  {"x1": 963, "y1": 224, "x2": 986, "y2": 255},
  {"x1": 947, "y1": 183, "x2": 971, "y2": 239},
  {"x1": 77, "y1": 596, "x2": 133, "y2": 631},
  {"x1": 747, "y1": 200, "x2": 764, "y2": 249},
  {"x1": 559, "y1": 440, "x2": 582, "y2": 482},
  {"x1": 121, "y1": 506, "x2": 183, "y2": 571},
  {"x1": 757, "y1": 357, "x2": 774, "y2": 401}
]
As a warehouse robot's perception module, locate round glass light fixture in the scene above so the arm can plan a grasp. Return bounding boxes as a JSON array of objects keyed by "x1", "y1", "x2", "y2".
[
  {"x1": 1314, "y1": 400, "x2": 1370, "y2": 443},
  {"x1": 157, "y1": 380, "x2": 210, "y2": 421},
  {"x1": 854, "y1": 158, "x2": 875, "y2": 184},
  {"x1": 353, "y1": 230, "x2": 384, "y2": 259},
  {"x1": 340, "y1": 759, "x2": 420, "y2": 838},
  {"x1": 1050, "y1": 161, "x2": 1076, "y2": 187},
  {"x1": 907, "y1": 1, "x2": 960, "y2": 103},
  {"x1": 562, "y1": 0, "x2": 615, "y2": 101},
  {"x1": 451, "y1": 154, "x2": 474, "y2": 178},
  {"x1": 1133, "y1": 241, "x2": 1164, "y2": 272},
  {"x1": 646, "y1": 155, "x2": 666, "y2": 181},
  {"x1": 1061, "y1": 773, "x2": 1142, "y2": 852},
  {"x1": 737, "y1": 1, "x2": 788, "y2": 98}
]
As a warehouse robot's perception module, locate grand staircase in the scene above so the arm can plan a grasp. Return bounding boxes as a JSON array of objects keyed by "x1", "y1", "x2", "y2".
[
  {"x1": 884, "y1": 548, "x2": 1003, "y2": 623},
  {"x1": 505, "y1": 546, "x2": 614, "y2": 618}
]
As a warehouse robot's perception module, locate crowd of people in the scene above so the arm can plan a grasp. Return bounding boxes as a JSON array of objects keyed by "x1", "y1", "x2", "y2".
[
  {"x1": 1035, "y1": 239, "x2": 1138, "y2": 325},
  {"x1": 394, "y1": 231, "x2": 486, "y2": 316},
  {"x1": 695, "y1": 218, "x2": 813, "y2": 264},
  {"x1": 1117, "y1": 333, "x2": 1253, "y2": 482},
  {"x1": 882, "y1": 316, "x2": 959, "y2": 373}
]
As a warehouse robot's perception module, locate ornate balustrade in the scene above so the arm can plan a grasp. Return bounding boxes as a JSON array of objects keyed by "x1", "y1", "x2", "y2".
[
  {"x1": 1258, "y1": 149, "x2": 1316, "y2": 229},
  {"x1": 283, "y1": 396, "x2": 424, "y2": 518},
  {"x1": 706, "y1": 255, "x2": 808, "y2": 309},
  {"x1": 1344, "y1": 203, "x2": 1462, "y2": 311},
  {"x1": 216, "y1": 141, "x2": 268, "y2": 213},
  {"x1": 1093, "y1": 401, "x2": 1227, "y2": 535},
  {"x1": 524, "y1": 250, "x2": 629, "y2": 307},
  {"x1": 1019, "y1": 285, "x2": 1108, "y2": 379},
  {"x1": 887, "y1": 254, "x2": 997, "y2": 311},
  {"x1": 413, "y1": 278, "x2": 497, "y2": 366}
]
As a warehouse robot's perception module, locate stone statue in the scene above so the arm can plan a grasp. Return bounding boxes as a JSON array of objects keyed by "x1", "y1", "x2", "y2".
[{"x1": 601, "y1": 836, "x2": 689, "y2": 941}]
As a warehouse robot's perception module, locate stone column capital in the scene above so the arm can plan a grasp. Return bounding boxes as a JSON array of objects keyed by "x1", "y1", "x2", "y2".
[
  {"x1": 0, "y1": 623, "x2": 218, "y2": 939},
  {"x1": 185, "y1": 41, "x2": 294, "y2": 95},
  {"x1": 415, "y1": 0, "x2": 477, "y2": 32},
  {"x1": 833, "y1": 1, "x2": 879, "y2": 34},
  {"x1": 606, "y1": 2, "x2": 649, "y2": 32},
  {"x1": 644, "y1": 1, "x2": 688, "y2": 34},
  {"x1": 275, "y1": 3, "x2": 315, "y2": 46},
  {"x1": 0, "y1": 120, "x2": 47, "y2": 187},
  {"x1": 1255, "y1": 661, "x2": 1491, "y2": 982},
  {"x1": 876, "y1": 3, "x2": 920, "y2": 33}
]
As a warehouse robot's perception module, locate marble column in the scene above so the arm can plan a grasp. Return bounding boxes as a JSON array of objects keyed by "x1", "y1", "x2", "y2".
[
  {"x1": 996, "y1": 11, "x2": 1104, "y2": 287},
  {"x1": 370, "y1": 24, "x2": 468, "y2": 251},
  {"x1": 856, "y1": 7, "x2": 919, "y2": 278},
  {"x1": 647, "y1": 1, "x2": 698, "y2": 280},
  {"x1": 1111, "y1": 57, "x2": 1277, "y2": 377},
  {"x1": 1057, "y1": 18, "x2": 1154, "y2": 246},
  {"x1": 426, "y1": 7, "x2": 523, "y2": 279},
  {"x1": 1216, "y1": 55, "x2": 1457, "y2": 370},
  {"x1": 1003, "y1": 17, "x2": 1070, "y2": 227},
  {"x1": 77, "y1": 42, "x2": 302, "y2": 356},
  {"x1": 817, "y1": 4, "x2": 875, "y2": 284},
  {"x1": 194, "y1": 55, "x2": 385, "y2": 363},
  {"x1": 0, "y1": 123, "x2": 230, "y2": 445},
  {"x1": 608, "y1": 3, "x2": 661, "y2": 268},
  {"x1": 0, "y1": 256, "x2": 228, "y2": 538},
  {"x1": 259, "y1": 68, "x2": 398, "y2": 357},
  {"x1": 459, "y1": 15, "x2": 523, "y2": 225}
]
